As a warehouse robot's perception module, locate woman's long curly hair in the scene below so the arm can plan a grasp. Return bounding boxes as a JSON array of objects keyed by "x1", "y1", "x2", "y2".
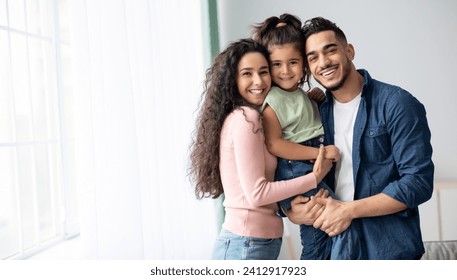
[
  {"x1": 189, "y1": 39, "x2": 270, "y2": 199},
  {"x1": 251, "y1": 13, "x2": 310, "y2": 89}
]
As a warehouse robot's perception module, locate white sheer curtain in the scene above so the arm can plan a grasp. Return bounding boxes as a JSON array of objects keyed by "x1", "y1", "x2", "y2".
[{"x1": 67, "y1": 0, "x2": 217, "y2": 259}]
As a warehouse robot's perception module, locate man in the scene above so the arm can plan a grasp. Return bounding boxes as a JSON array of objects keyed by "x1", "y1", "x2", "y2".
[{"x1": 287, "y1": 17, "x2": 434, "y2": 259}]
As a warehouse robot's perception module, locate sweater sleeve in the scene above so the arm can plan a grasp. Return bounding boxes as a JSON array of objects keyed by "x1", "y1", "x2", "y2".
[{"x1": 232, "y1": 108, "x2": 317, "y2": 207}]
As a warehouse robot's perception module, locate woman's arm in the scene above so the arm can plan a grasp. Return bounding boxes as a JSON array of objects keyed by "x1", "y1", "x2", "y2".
[{"x1": 231, "y1": 109, "x2": 332, "y2": 207}]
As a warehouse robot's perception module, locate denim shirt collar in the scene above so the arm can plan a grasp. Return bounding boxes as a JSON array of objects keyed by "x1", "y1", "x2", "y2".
[
  {"x1": 352, "y1": 70, "x2": 369, "y2": 186},
  {"x1": 322, "y1": 69, "x2": 370, "y2": 103}
]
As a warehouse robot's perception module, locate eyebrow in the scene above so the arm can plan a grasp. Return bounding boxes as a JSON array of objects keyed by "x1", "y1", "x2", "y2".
[
  {"x1": 271, "y1": 58, "x2": 300, "y2": 62},
  {"x1": 306, "y1": 43, "x2": 338, "y2": 57},
  {"x1": 239, "y1": 65, "x2": 269, "y2": 72}
]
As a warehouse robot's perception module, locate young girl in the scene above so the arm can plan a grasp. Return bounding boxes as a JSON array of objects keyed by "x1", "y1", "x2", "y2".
[
  {"x1": 189, "y1": 38, "x2": 333, "y2": 260},
  {"x1": 252, "y1": 14, "x2": 362, "y2": 259}
]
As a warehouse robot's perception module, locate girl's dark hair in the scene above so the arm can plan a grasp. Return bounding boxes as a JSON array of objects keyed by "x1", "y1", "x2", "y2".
[
  {"x1": 252, "y1": 13, "x2": 310, "y2": 88},
  {"x1": 189, "y1": 38, "x2": 269, "y2": 199}
]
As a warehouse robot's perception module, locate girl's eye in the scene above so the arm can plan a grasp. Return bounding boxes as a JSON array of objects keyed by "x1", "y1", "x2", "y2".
[
  {"x1": 260, "y1": 70, "x2": 269, "y2": 75},
  {"x1": 271, "y1": 62, "x2": 280, "y2": 67},
  {"x1": 242, "y1": 72, "x2": 252, "y2": 76}
]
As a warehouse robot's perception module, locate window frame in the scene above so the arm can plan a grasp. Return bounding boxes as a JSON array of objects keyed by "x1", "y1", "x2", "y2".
[{"x1": 0, "y1": 0, "x2": 76, "y2": 260}]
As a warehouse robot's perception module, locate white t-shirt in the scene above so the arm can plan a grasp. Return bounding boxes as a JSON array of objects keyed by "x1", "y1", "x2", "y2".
[{"x1": 333, "y1": 93, "x2": 361, "y2": 202}]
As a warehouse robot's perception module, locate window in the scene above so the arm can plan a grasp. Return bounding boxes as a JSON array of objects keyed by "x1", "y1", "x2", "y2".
[
  {"x1": 2, "y1": 0, "x2": 218, "y2": 260},
  {"x1": 0, "y1": 0, "x2": 75, "y2": 259}
]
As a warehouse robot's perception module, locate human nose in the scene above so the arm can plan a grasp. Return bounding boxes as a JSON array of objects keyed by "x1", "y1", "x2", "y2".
[
  {"x1": 318, "y1": 54, "x2": 331, "y2": 69},
  {"x1": 252, "y1": 73, "x2": 264, "y2": 85},
  {"x1": 280, "y1": 64, "x2": 290, "y2": 74}
]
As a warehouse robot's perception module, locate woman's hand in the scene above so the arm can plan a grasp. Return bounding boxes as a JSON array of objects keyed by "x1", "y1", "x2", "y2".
[
  {"x1": 287, "y1": 188, "x2": 329, "y2": 225},
  {"x1": 312, "y1": 145, "x2": 333, "y2": 183}
]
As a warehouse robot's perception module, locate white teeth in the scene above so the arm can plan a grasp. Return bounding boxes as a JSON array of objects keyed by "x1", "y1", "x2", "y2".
[
  {"x1": 249, "y1": 89, "x2": 263, "y2": 94},
  {"x1": 322, "y1": 69, "x2": 335, "y2": 77}
]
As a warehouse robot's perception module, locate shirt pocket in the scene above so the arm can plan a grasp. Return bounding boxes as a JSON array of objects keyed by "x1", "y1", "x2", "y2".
[{"x1": 361, "y1": 125, "x2": 391, "y2": 163}]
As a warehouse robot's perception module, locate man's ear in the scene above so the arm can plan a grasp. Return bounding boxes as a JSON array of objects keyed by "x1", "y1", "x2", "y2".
[{"x1": 346, "y1": 43, "x2": 355, "y2": 61}]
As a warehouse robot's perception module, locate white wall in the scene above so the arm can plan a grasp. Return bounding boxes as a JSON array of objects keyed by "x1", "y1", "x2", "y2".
[{"x1": 217, "y1": 0, "x2": 457, "y2": 181}]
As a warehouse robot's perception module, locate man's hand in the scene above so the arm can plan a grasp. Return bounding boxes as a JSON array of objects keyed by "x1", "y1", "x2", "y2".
[
  {"x1": 308, "y1": 87, "x2": 325, "y2": 103},
  {"x1": 287, "y1": 188, "x2": 329, "y2": 225},
  {"x1": 313, "y1": 197, "x2": 353, "y2": 237}
]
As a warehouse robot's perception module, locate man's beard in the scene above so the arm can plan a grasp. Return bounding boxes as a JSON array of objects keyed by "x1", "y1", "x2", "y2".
[
  {"x1": 319, "y1": 72, "x2": 348, "y2": 91},
  {"x1": 315, "y1": 59, "x2": 351, "y2": 92}
]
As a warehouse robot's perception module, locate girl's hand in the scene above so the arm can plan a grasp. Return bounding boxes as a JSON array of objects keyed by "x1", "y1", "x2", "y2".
[
  {"x1": 324, "y1": 145, "x2": 340, "y2": 162},
  {"x1": 312, "y1": 145, "x2": 333, "y2": 183}
]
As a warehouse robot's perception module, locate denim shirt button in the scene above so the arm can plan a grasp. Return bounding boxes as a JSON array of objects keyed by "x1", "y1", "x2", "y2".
[{"x1": 369, "y1": 131, "x2": 374, "y2": 136}]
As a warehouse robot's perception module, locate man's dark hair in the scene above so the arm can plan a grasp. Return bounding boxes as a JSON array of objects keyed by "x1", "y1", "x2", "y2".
[{"x1": 301, "y1": 17, "x2": 347, "y2": 44}]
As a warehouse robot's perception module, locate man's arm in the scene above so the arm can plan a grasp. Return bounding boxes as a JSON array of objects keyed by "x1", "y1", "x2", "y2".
[
  {"x1": 382, "y1": 90, "x2": 434, "y2": 208},
  {"x1": 312, "y1": 193, "x2": 406, "y2": 237},
  {"x1": 291, "y1": 87, "x2": 434, "y2": 237}
]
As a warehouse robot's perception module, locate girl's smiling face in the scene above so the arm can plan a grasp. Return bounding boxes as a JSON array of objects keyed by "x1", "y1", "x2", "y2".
[{"x1": 269, "y1": 43, "x2": 304, "y2": 92}]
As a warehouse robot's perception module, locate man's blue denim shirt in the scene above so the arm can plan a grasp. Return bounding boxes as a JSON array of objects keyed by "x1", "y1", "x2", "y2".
[{"x1": 320, "y1": 69, "x2": 434, "y2": 259}]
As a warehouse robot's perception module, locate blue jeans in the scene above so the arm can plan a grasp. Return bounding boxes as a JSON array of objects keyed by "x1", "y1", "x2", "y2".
[
  {"x1": 276, "y1": 136, "x2": 363, "y2": 260},
  {"x1": 212, "y1": 229, "x2": 282, "y2": 260}
]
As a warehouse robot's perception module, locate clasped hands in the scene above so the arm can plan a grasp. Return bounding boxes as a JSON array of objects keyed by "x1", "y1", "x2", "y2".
[{"x1": 287, "y1": 188, "x2": 353, "y2": 237}]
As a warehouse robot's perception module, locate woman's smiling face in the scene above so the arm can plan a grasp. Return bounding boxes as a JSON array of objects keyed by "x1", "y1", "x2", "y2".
[{"x1": 236, "y1": 51, "x2": 271, "y2": 106}]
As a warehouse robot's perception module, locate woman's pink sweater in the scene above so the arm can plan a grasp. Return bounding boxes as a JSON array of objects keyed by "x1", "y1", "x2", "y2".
[{"x1": 219, "y1": 107, "x2": 317, "y2": 238}]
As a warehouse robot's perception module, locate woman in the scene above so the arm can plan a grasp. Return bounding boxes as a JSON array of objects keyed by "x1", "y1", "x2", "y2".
[{"x1": 189, "y1": 38, "x2": 333, "y2": 260}]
